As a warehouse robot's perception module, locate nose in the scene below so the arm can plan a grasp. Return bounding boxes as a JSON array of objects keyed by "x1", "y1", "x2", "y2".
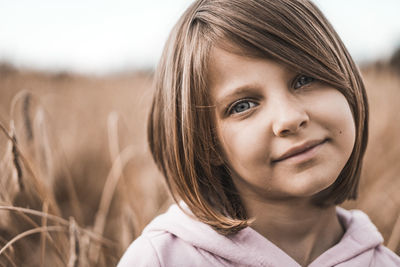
[{"x1": 271, "y1": 97, "x2": 309, "y2": 137}]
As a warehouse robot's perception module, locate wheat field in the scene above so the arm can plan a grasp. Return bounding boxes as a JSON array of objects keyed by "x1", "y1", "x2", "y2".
[{"x1": 0, "y1": 57, "x2": 399, "y2": 266}]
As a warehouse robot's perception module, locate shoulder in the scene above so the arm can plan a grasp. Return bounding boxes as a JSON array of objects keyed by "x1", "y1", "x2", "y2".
[
  {"x1": 371, "y1": 245, "x2": 400, "y2": 266},
  {"x1": 117, "y1": 233, "x2": 161, "y2": 267},
  {"x1": 118, "y1": 203, "x2": 233, "y2": 266},
  {"x1": 118, "y1": 230, "x2": 215, "y2": 267}
]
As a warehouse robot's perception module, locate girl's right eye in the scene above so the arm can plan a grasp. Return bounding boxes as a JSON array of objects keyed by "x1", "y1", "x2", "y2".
[{"x1": 228, "y1": 100, "x2": 258, "y2": 115}]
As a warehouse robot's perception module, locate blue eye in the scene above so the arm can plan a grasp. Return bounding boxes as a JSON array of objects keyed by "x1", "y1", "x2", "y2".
[
  {"x1": 294, "y1": 75, "x2": 314, "y2": 89},
  {"x1": 229, "y1": 100, "x2": 257, "y2": 114}
]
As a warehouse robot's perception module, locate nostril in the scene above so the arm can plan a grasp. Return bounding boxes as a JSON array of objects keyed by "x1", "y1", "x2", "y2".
[
  {"x1": 300, "y1": 120, "x2": 307, "y2": 128},
  {"x1": 280, "y1": 129, "x2": 291, "y2": 136},
  {"x1": 273, "y1": 109, "x2": 310, "y2": 137},
  {"x1": 277, "y1": 119, "x2": 308, "y2": 137}
]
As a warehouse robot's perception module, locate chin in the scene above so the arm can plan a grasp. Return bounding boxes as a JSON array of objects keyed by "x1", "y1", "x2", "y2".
[{"x1": 285, "y1": 173, "x2": 339, "y2": 198}]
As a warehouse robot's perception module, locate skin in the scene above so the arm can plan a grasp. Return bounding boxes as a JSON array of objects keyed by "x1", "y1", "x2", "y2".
[{"x1": 208, "y1": 46, "x2": 356, "y2": 265}]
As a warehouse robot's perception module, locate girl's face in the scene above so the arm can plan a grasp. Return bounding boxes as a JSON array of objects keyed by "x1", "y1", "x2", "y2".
[{"x1": 209, "y1": 47, "x2": 356, "y2": 201}]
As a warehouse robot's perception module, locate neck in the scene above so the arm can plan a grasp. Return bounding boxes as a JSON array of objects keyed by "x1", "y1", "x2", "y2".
[{"x1": 245, "y1": 197, "x2": 344, "y2": 266}]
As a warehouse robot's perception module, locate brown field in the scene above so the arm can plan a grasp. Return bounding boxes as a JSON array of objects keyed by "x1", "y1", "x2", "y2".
[{"x1": 0, "y1": 58, "x2": 399, "y2": 266}]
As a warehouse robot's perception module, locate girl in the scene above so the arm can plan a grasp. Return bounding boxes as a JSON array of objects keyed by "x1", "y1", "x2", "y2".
[{"x1": 119, "y1": 0, "x2": 400, "y2": 266}]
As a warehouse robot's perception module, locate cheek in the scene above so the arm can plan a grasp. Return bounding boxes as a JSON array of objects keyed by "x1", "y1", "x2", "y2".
[
  {"x1": 217, "y1": 121, "x2": 267, "y2": 165},
  {"x1": 316, "y1": 91, "x2": 356, "y2": 155},
  {"x1": 337, "y1": 107, "x2": 356, "y2": 158},
  {"x1": 331, "y1": 96, "x2": 356, "y2": 148}
]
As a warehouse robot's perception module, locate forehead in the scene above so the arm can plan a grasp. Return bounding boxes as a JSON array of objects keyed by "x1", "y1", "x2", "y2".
[
  {"x1": 207, "y1": 46, "x2": 300, "y2": 110},
  {"x1": 207, "y1": 45, "x2": 297, "y2": 88},
  {"x1": 206, "y1": 40, "x2": 299, "y2": 77}
]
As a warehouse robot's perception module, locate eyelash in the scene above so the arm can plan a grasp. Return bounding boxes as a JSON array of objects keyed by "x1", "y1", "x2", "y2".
[
  {"x1": 293, "y1": 74, "x2": 315, "y2": 89},
  {"x1": 226, "y1": 75, "x2": 315, "y2": 115}
]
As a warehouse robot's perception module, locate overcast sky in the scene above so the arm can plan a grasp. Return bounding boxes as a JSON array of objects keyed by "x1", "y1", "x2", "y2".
[{"x1": 0, "y1": 0, "x2": 399, "y2": 74}]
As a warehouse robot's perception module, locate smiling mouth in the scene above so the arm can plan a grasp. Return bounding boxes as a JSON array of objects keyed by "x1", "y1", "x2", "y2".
[{"x1": 272, "y1": 139, "x2": 328, "y2": 164}]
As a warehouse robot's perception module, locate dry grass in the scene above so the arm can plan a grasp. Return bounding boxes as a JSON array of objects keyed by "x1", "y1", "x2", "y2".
[
  {"x1": 0, "y1": 59, "x2": 399, "y2": 266},
  {"x1": 0, "y1": 66, "x2": 170, "y2": 266},
  {"x1": 342, "y1": 62, "x2": 400, "y2": 253}
]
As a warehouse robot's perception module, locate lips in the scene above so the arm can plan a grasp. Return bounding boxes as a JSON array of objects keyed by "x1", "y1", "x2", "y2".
[{"x1": 272, "y1": 139, "x2": 327, "y2": 163}]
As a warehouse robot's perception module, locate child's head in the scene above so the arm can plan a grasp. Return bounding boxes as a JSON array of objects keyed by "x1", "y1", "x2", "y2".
[{"x1": 148, "y1": 0, "x2": 368, "y2": 234}]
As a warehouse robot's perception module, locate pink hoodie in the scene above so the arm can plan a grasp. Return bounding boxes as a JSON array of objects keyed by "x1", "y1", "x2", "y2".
[{"x1": 118, "y1": 204, "x2": 400, "y2": 266}]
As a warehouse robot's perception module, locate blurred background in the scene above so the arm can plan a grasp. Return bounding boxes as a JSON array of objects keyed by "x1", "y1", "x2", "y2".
[
  {"x1": 0, "y1": 0, "x2": 399, "y2": 74},
  {"x1": 0, "y1": 0, "x2": 400, "y2": 266}
]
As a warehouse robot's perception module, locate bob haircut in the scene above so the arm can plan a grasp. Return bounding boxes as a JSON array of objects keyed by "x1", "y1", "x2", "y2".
[{"x1": 148, "y1": 0, "x2": 369, "y2": 235}]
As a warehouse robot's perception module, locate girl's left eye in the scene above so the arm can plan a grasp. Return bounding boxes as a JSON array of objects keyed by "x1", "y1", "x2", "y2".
[
  {"x1": 294, "y1": 75, "x2": 315, "y2": 89},
  {"x1": 229, "y1": 100, "x2": 257, "y2": 115}
]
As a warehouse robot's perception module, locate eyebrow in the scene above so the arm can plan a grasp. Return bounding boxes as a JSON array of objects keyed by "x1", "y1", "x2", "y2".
[{"x1": 215, "y1": 84, "x2": 261, "y2": 108}]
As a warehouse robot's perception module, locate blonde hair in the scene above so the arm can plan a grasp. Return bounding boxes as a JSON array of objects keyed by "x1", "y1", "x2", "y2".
[{"x1": 148, "y1": 0, "x2": 369, "y2": 235}]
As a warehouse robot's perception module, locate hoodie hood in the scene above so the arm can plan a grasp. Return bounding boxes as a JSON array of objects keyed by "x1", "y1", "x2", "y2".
[
  {"x1": 309, "y1": 207, "x2": 384, "y2": 266},
  {"x1": 142, "y1": 203, "x2": 385, "y2": 266}
]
